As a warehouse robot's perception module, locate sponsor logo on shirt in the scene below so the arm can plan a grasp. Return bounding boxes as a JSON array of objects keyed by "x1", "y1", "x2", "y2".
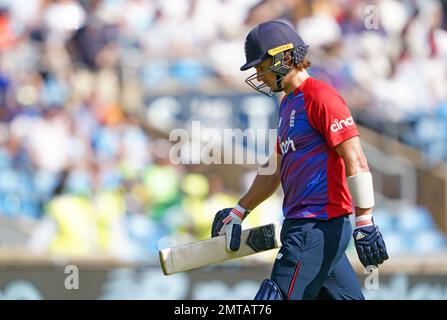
[
  {"x1": 290, "y1": 110, "x2": 296, "y2": 127},
  {"x1": 330, "y1": 116, "x2": 355, "y2": 132},
  {"x1": 279, "y1": 137, "x2": 296, "y2": 155}
]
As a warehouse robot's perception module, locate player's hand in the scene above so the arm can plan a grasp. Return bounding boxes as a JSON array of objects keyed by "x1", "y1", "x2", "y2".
[
  {"x1": 211, "y1": 207, "x2": 245, "y2": 252},
  {"x1": 353, "y1": 224, "x2": 389, "y2": 268}
]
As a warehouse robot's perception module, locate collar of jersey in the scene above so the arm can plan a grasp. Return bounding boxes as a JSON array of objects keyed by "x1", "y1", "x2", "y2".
[
  {"x1": 280, "y1": 86, "x2": 298, "y2": 109},
  {"x1": 293, "y1": 76, "x2": 312, "y2": 96},
  {"x1": 279, "y1": 77, "x2": 309, "y2": 114}
]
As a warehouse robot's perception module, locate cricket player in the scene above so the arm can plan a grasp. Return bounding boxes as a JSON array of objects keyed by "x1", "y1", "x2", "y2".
[{"x1": 211, "y1": 21, "x2": 388, "y2": 300}]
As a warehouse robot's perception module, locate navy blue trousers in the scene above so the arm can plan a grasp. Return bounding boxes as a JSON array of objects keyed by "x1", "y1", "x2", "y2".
[{"x1": 270, "y1": 215, "x2": 364, "y2": 300}]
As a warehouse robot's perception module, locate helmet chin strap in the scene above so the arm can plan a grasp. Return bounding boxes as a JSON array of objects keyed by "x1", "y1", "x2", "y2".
[
  {"x1": 270, "y1": 51, "x2": 292, "y2": 93},
  {"x1": 273, "y1": 75, "x2": 284, "y2": 92}
]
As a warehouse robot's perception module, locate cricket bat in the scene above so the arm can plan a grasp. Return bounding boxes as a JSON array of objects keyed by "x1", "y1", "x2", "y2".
[{"x1": 159, "y1": 223, "x2": 280, "y2": 275}]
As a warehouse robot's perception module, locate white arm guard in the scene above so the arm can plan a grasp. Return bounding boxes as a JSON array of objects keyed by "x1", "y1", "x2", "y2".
[{"x1": 347, "y1": 172, "x2": 375, "y2": 209}]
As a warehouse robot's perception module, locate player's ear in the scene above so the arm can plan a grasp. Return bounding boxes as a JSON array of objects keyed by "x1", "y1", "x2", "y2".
[
  {"x1": 282, "y1": 50, "x2": 293, "y2": 67},
  {"x1": 291, "y1": 49, "x2": 299, "y2": 65},
  {"x1": 286, "y1": 50, "x2": 301, "y2": 70}
]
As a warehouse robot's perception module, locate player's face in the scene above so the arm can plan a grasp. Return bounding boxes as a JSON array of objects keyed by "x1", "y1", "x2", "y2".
[{"x1": 255, "y1": 58, "x2": 278, "y2": 91}]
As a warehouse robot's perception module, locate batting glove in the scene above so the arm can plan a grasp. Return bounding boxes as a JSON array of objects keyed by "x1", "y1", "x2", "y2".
[
  {"x1": 211, "y1": 205, "x2": 248, "y2": 252},
  {"x1": 353, "y1": 215, "x2": 389, "y2": 268}
]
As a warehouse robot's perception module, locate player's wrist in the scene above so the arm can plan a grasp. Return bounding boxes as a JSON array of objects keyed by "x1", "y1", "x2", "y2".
[
  {"x1": 355, "y1": 213, "x2": 374, "y2": 229},
  {"x1": 232, "y1": 204, "x2": 250, "y2": 221}
]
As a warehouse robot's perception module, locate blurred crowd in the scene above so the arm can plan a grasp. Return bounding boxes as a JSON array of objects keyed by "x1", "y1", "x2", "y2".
[
  {"x1": 0, "y1": 0, "x2": 447, "y2": 261},
  {"x1": 249, "y1": 0, "x2": 447, "y2": 164},
  {"x1": 0, "y1": 0, "x2": 283, "y2": 261}
]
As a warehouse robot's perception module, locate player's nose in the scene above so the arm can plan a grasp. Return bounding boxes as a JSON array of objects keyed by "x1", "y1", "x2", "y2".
[{"x1": 256, "y1": 72, "x2": 264, "y2": 82}]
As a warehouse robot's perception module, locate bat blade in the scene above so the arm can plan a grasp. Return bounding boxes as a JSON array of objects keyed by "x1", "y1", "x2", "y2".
[{"x1": 159, "y1": 223, "x2": 280, "y2": 275}]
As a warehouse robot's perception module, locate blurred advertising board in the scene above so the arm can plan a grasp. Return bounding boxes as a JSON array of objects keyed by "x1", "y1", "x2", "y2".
[{"x1": 1, "y1": 262, "x2": 447, "y2": 300}]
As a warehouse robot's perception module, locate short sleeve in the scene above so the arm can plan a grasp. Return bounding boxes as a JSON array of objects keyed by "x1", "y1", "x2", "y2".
[
  {"x1": 304, "y1": 89, "x2": 359, "y2": 148},
  {"x1": 276, "y1": 136, "x2": 282, "y2": 154}
]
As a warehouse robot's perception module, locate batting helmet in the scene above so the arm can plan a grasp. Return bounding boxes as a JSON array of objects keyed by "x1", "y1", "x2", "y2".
[{"x1": 241, "y1": 20, "x2": 309, "y2": 96}]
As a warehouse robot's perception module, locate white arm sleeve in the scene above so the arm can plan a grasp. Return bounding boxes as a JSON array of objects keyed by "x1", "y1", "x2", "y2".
[{"x1": 347, "y1": 172, "x2": 375, "y2": 209}]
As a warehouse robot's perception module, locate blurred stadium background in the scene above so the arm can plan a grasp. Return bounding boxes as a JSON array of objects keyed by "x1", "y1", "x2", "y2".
[{"x1": 0, "y1": 0, "x2": 447, "y2": 299}]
